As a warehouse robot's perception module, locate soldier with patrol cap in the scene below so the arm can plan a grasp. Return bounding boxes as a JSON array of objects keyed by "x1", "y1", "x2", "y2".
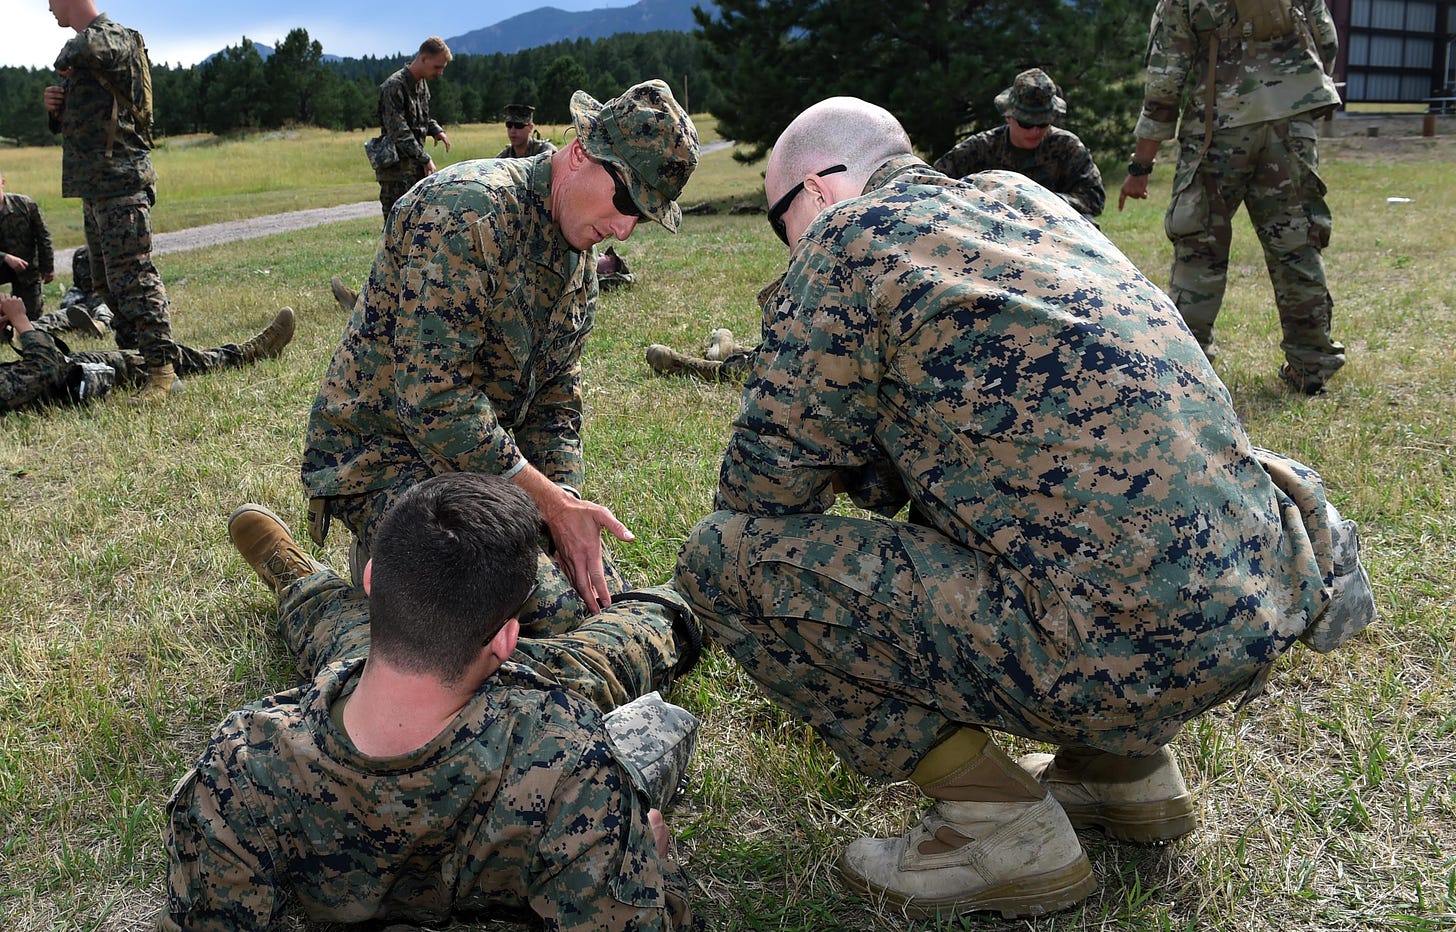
[
  {"x1": 303, "y1": 79, "x2": 699, "y2": 615},
  {"x1": 496, "y1": 102, "x2": 557, "y2": 159},
  {"x1": 933, "y1": 68, "x2": 1105, "y2": 221}
]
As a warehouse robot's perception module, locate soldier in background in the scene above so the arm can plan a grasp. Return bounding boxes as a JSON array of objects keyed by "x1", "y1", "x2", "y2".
[
  {"x1": 1119, "y1": 0, "x2": 1344, "y2": 394},
  {"x1": 0, "y1": 169, "x2": 55, "y2": 319},
  {"x1": 675, "y1": 96, "x2": 1374, "y2": 920},
  {"x1": 1, "y1": 294, "x2": 295, "y2": 412},
  {"x1": 44, "y1": 0, "x2": 183, "y2": 402},
  {"x1": 26, "y1": 245, "x2": 113, "y2": 339},
  {"x1": 933, "y1": 69, "x2": 1105, "y2": 222},
  {"x1": 375, "y1": 37, "x2": 453, "y2": 222},
  {"x1": 163, "y1": 473, "x2": 702, "y2": 931},
  {"x1": 496, "y1": 103, "x2": 557, "y2": 159}
]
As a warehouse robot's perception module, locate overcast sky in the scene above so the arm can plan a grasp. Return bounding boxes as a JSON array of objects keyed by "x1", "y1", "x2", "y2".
[{"x1": 2, "y1": 1, "x2": 641, "y2": 69}]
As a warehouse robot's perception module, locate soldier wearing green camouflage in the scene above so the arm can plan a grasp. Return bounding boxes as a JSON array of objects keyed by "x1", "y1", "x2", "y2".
[
  {"x1": 164, "y1": 473, "x2": 702, "y2": 931},
  {"x1": 375, "y1": 37, "x2": 453, "y2": 222},
  {"x1": 496, "y1": 102, "x2": 558, "y2": 159},
  {"x1": 932, "y1": 68, "x2": 1105, "y2": 220},
  {"x1": 1, "y1": 295, "x2": 297, "y2": 411},
  {"x1": 45, "y1": 0, "x2": 182, "y2": 400},
  {"x1": 0, "y1": 171, "x2": 55, "y2": 319},
  {"x1": 303, "y1": 79, "x2": 698, "y2": 613},
  {"x1": 1120, "y1": 0, "x2": 1345, "y2": 393},
  {"x1": 675, "y1": 97, "x2": 1374, "y2": 920}
]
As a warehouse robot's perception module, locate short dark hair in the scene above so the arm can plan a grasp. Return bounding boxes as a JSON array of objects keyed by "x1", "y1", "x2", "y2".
[
  {"x1": 368, "y1": 473, "x2": 539, "y2": 684},
  {"x1": 418, "y1": 36, "x2": 452, "y2": 61}
]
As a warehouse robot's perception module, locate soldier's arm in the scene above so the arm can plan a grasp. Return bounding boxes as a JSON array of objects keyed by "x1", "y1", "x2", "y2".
[
  {"x1": 1134, "y1": 0, "x2": 1196, "y2": 143},
  {"x1": 1307, "y1": 0, "x2": 1339, "y2": 75},
  {"x1": 158, "y1": 739, "x2": 286, "y2": 932},
  {"x1": 1057, "y1": 139, "x2": 1106, "y2": 218},
  {"x1": 32, "y1": 202, "x2": 54, "y2": 278}
]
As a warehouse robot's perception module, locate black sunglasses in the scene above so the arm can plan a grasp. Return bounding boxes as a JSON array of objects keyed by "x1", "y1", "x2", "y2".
[
  {"x1": 767, "y1": 164, "x2": 847, "y2": 245},
  {"x1": 1013, "y1": 117, "x2": 1050, "y2": 130},
  {"x1": 505, "y1": 121, "x2": 527, "y2": 129},
  {"x1": 603, "y1": 162, "x2": 647, "y2": 220}
]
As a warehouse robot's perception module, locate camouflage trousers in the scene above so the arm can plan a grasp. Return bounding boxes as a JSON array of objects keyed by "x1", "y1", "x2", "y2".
[
  {"x1": 276, "y1": 568, "x2": 687, "y2": 713},
  {"x1": 377, "y1": 160, "x2": 429, "y2": 225},
  {"x1": 1, "y1": 340, "x2": 246, "y2": 412},
  {"x1": 1165, "y1": 116, "x2": 1345, "y2": 381},
  {"x1": 83, "y1": 188, "x2": 178, "y2": 368},
  {"x1": 675, "y1": 509, "x2": 1290, "y2": 779},
  {"x1": 0, "y1": 265, "x2": 44, "y2": 319}
]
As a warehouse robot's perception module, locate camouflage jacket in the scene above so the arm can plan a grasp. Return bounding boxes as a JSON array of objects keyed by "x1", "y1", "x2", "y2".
[
  {"x1": 160, "y1": 657, "x2": 697, "y2": 931},
  {"x1": 378, "y1": 66, "x2": 443, "y2": 167},
  {"x1": 496, "y1": 138, "x2": 558, "y2": 159},
  {"x1": 0, "y1": 194, "x2": 54, "y2": 279},
  {"x1": 50, "y1": 14, "x2": 156, "y2": 199},
  {"x1": 932, "y1": 125, "x2": 1105, "y2": 218},
  {"x1": 302, "y1": 155, "x2": 595, "y2": 499},
  {"x1": 1135, "y1": 0, "x2": 1341, "y2": 140},
  {"x1": 0, "y1": 330, "x2": 66, "y2": 412},
  {"x1": 718, "y1": 155, "x2": 1334, "y2": 742}
]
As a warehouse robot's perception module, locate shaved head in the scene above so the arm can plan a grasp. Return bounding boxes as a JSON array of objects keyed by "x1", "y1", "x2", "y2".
[{"x1": 766, "y1": 97, "x2": 913, "y2": 206}]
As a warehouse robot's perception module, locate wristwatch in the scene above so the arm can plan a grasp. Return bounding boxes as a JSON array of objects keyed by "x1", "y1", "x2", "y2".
[{"x1": 1127, "y1": 159, "x2": 1154, "y2": 176}]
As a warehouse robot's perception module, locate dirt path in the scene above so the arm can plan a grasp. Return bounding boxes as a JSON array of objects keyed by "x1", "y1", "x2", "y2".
[{"x1": 52, "y1": 200, "x2": 379, "y2": 274}]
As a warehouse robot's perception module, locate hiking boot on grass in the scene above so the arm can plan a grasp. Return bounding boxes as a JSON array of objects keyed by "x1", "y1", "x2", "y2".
[
  {"x1": 131, "y1": 363, "x2": 181, "y2": 404},
  {"x1": 239, "y1": 307, "x2": 298, "y2": 363},
  {"x1": 839, "y1": 728, "x2": 1094, "y2": 919},
  {"x1": 65, "y1": 303, "x2": 108, "y2": 338},
  {"x1": 330, "y1": 276, "x2": 359, "y2": 313},
  {"x1": 229, "y1": 504, "x2": 326, "y2": 594},
  {"x1": 646, "y1": 343, "x2": 729, "y2": 381},
  {"x1": 1017, "y1": 744, "x2": 1197, "y2": 844}
]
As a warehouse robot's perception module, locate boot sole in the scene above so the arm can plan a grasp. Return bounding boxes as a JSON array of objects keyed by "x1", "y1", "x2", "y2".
[
  {"x1": 1059, "y1": 796, "x2": 1197, "y2": 844},
  {"x1": 838, "y1": 851, "x2": 1095, "y2": 920}
]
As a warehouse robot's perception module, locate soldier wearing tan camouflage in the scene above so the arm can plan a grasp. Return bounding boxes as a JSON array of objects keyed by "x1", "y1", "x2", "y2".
[
  {"x1": 303, "y1": 80, "x2": 698, "y2": 613},
  {"x1": 44, "y1": 0, "x2": 182, "y2": 402},
  {"x1": 1120, "y1": 0, "x2": 1344, "y2": 393},
  {"x1": 163, "y1": 473, "x2": 703, "y2": 931},
  {"x1": 933, "y1": 68, "x2": 1105, "y2": 221},
  {"x1": 0, "y1": 170, "x2": 55, "y2": 319},
  {"x1": 675, "y1": 97, "x2": 1375, "y2": 920},
  {"x1": 375, "y1": 37, "x2": 453, "y2": 222}
]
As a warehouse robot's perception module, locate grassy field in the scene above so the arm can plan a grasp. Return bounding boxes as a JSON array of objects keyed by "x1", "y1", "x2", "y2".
[{"x1": 0, "y1": 125, "x2": 1452, "y2": 931}]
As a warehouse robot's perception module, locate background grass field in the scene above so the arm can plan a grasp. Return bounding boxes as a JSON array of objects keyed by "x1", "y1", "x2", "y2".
[{"x1": 0, "y1": 120, "x2": 1452, "y2": 931}]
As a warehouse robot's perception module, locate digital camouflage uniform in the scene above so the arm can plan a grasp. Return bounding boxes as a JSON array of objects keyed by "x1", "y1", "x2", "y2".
[
  {"x1": 675, "y1": 158, "x2": 1342, "y2": 778},
  {"x1": 496, "y1": 137, "x2": 558, "y2": 159},
  {"x1": 161, "y1": 563, "x2": 701, "y2": 931},
  {"x1": 1138, "y1": 0, "x2": 1344, "y2": 381},
  {"x1": 1, "y1": 327, "x2": 257, "y2": 413},
  {"x1": 932, "y1": 126, "x2": 1105, "y2": 220},
  {"x1": 375, "y1": 66, "x2": 445, "y2": 220},
  {"x1": 50, "y1": 14, "x2": 178, "y2": 368},
  {"x1": 0, "y1": 192, "x2": 54, "y2": 319},
  {"x1": 302, "y1": 154, "x2": 596, "y2": 554}
]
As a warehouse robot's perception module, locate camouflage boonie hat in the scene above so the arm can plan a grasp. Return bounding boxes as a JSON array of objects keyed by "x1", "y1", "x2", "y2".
[
  {"x1": 994, "y1": 68, "x2": 1067, "y2": 126},
  {"x1": 503, "y1": 103, "x2": 535, "y2": 123},
  {"x1": 571, "y1": 79, "x2": 699, "y2": 232}
]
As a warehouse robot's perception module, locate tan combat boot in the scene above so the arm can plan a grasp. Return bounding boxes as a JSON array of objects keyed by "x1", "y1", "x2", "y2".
[
  {"x1": 1017, "y1": 744, "x2": 1196, "y2": 844},
  {"x1": 65, "y1": 304, "x2": 108, "y2": 338},
  {"x1": 229, "y1": 504, "x2": 326, "y2": 594},
  {"x1": 838, "y1": 729, "x2": 1094, "y2": 919},
  {"x1": 705, "y1": 328, "x2": 738, "y2": 360},
  {"x1": 132, "y1": 363, "x2": 181, "y2": 404},
  {"x1": 645, "y1": 344, "x2": 729, "y2": 381},
  {"x1": 330, "y1": 276, "x2": 359, "y2": 313},
  {"x1": 239, "y1": 307, "x2": 297, "y2": 363}
]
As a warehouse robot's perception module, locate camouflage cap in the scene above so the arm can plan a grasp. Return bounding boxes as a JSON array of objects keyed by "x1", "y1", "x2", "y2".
[
  {"x1": 994, "y1": 68, "x2": 1067, "y2": 125},
  {"x1": 503, "y1": 103, "x2": 535, "y2": 123},
  {"x1": 571, "y1": 79, "x2": 699, "y2": 232}
]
